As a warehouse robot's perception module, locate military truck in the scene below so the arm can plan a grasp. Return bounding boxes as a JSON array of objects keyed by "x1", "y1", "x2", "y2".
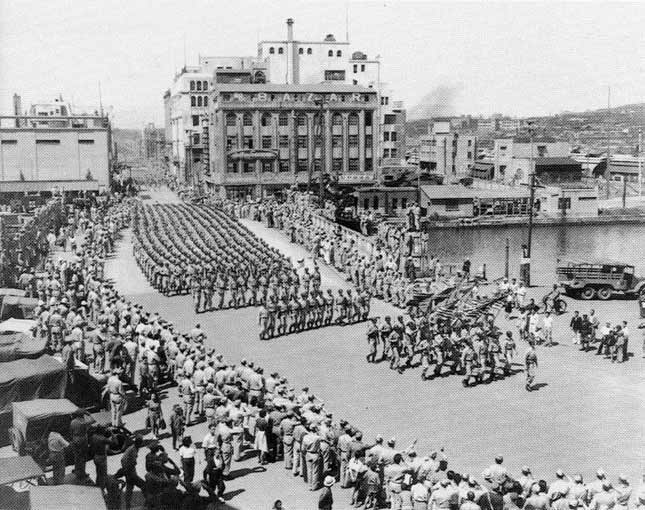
[{"x1": 556, "y1": 260, "x2": 645, "y2": 300}]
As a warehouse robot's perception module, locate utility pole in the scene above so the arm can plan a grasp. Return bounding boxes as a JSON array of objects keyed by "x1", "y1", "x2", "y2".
[
  {"x1": 521, "y1": 122, "x2": 536, "y2": 286},
  {"x1": 639, "y1": 127, "x2": 643, "y2": 197},
  {"x1": 317, "y1": 98, "x2": 326, "y2": 204},
  {"x1": 605, "y1": 86, "x2": 611, "y2": 199}
]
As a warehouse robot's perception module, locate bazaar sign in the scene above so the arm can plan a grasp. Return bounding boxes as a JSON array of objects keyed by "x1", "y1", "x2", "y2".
[{"x1": 222, "y1": 92, "x2": 374, "y2": 104}]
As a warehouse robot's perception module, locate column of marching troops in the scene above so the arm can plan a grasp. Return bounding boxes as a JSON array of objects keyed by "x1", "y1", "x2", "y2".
[
  {"x1": 20, "y1": 191, "x2": 643, "y2": 510},
  {"x1": 130, "y1": 202, "x2": 371, "y2": 339}
]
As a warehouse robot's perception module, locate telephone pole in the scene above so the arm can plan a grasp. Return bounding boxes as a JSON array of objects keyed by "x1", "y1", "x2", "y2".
[{"x1": 521, "y1": 122, "x2": 536, "y2": 286}]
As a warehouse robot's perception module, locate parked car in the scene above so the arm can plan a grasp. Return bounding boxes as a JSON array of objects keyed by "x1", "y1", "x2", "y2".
[{"x1": 556, "y1": 260, "x2": 645, "y2": 300}]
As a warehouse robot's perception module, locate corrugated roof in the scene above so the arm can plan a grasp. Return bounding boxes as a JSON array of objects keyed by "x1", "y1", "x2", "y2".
[
  {"x1": 213, "y1": 83, "x2": 376, "y2": 93},
  {"x1": 0, "y1": 180, "x2": 100, "y2": 192},
  {"x1": 421, "y1": 185, "x2": 529, "y2": 200},
  {"x1": 535, "y1": 157, "x2": 582, "y2": 167}
]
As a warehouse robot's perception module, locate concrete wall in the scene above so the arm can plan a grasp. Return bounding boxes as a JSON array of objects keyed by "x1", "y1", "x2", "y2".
[
  {"x1": 0, "y1": 129, "x2": 109, "y2": 186},
  {"x1": 538, "y1": 187, "x2": 599, "y2": 218}
]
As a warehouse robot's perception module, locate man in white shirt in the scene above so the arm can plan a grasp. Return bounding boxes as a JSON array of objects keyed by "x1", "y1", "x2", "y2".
[{"x1": 543, "y1": 312, "x2": 554, "y2": 347}]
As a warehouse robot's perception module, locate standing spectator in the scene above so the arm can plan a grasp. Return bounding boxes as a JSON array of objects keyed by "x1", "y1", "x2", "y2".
[
  {"x1": 170, "y1": 405, "x2": 185, "y2": 450},
  {"x1": 179, "y1": 436, "x2": 196, "y2": 484},
  {"x1": 119, "y1": 435, "x2": 145, "y2": 510},
  {"x1": 47, "y1": 429, "x2": 69, "y2": 485},
  {"x1": 570, "y1": 311, "x2": 582, "y2": 345},
  {"x1": 89, "y1": 426, "x2": 112, "y2": 489},
  {"x1": 147, "y1": 392, "x2": 164, "y2": 439},
  {"x1": 69, "y1": 409, "x2": 89, "y2": 482},
  {"x1": 319, "y1": 476, "x2": 335, "y2": 510}
]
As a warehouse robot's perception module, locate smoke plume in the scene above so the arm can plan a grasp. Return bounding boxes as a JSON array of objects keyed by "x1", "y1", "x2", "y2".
[{"x1": 409, "y1": 84, "x2": 463, "y2": 120}]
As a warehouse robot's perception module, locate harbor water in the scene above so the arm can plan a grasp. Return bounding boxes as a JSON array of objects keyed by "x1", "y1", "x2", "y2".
[{"x1": 426, "y1": 223, "x2": 645, "y2": 286}]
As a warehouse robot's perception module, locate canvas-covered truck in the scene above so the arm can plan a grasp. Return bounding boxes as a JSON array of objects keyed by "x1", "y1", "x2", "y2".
[{"x1": 556, "y1": 260, "x2": 645, "y2": 300}]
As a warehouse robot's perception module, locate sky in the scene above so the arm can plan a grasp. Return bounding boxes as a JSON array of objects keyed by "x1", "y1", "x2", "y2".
[{"x1": 1, "y1": 0, "x2": 644, "y2": 128}]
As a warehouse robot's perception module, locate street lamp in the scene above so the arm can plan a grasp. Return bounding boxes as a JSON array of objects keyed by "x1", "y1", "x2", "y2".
[{"x1": 521, "y1": 122, "x2": 537, "y2": 286}]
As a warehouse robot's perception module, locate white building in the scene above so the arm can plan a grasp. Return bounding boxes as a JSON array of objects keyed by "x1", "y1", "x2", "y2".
[
  {"x1": 493, "y1": 136, "x2": 570, "y2": 184},
  {"x1": 419, "y1": 121, "x2": 476, "y2": 179},
  {"x1": 164, "y1": 18, "x2": 406, "y2": 185}
]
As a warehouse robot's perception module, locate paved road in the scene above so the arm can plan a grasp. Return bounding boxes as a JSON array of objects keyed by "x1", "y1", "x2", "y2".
[{"x1": 104, "y1": 189, "x2": 644, "y2": 508}]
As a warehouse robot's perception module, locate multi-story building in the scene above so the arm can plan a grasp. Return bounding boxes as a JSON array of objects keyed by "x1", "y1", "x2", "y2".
[
  {"x1": 418, "y1": 121, "x2": 476, "y2": 179},
  {"x1": 493, "y1": 136, "x2": 573, "y2": 184},
  {"x1": 0, "y1": 97, "x2": 111, "y2": 197},
  {"x1": 164, "y1": 18, "x2": 406, "y2": 186},
  {"x1": 143, "y1": 122, "x2": 165, "y2": 160},
  {"x1": 205, "y1": 77, "x2": 378, "y2": 198}
]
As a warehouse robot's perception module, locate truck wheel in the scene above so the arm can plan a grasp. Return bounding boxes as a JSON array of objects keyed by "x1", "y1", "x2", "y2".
[
  {"x1": 597, "y1": 287, "x2": 612, "y2": 300},
  {"x1": 580, "y1": 287, "x2": 596, "y2": 300}
]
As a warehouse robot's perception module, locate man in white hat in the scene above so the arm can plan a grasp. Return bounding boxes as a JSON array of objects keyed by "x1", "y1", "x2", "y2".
[
  {"x1": 318, "y1": 476, "x2": 334, "y2": 510},
  {"x1": 549, "y1": 469, "x2": 572, "y2": 500},
  {"x1": 614, "y1": 475, "x2": 632, "y2": 510}
]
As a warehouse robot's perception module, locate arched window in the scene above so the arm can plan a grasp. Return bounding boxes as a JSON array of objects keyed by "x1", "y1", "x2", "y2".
[
  {"x1": 261, "y1": 113, "x2": 272, "y2": 127},
  {"x1": 197, "y1": 96, "x2": 203, "y2": 107},
  {"x1": 226, "y1": 113, "x2": 237, "y2": 127},
  {"x1": 278, "y1": 113, "x2": 289, "y2": 126},
  {"x1": 328, "y1": 50, "x2": 333, "y2": 57},
  {"x1": 348, "y1": 113, "x2": 359, "y2": 126},
  {"x1": 242, "y1": 113, "x2": 253, "y2": 126},
  {"x1": 278, "y1": 47, "x2": 284, "y2": 54},
  {"x1": 269, "y1": 47, "x2": 275, "y2": 54},
  {"x1": 297, "y1": 113, "x2": 308, "y2": 127},
  {"x1": 190, "y1": 80, "x2": 195, "y2": 91},
  {"x1": 196, "y1": 81, "x2": 202, "y2": 91},
  {"x1": 299, "y1": 48, "x2": 304, "y2": 55},
  {"x1": 202, "y1": 81, "x2": 208, "y2": 90},
  {"x1": 191, "y1": 96, "x2": 196, "y2": 107},
  {"x1": 307, "y1": 48, "x2": 312, "y2": 54},
  {"x1": 332, "y1": 113, "x2": 343, "y2": 126},
  {"x1": 203, "y1": 96, "x2": 208, "y2": 107},
  {"x1": 336, "y1": 50, "x2": 342, "y2": 57}
]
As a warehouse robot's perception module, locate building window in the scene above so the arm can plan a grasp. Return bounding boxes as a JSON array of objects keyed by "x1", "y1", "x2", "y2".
[
  {"x1": 262, "y1": 160, "x2": 273, "y2": 173},
  {"x1": 307, "y1": 48, "x2": 312, "y2": 54},
  {"x1": 348, "y1": 114, "x2": 359, "y2": 126},
  {"x1": 299, "y1": 48, "x2": 304, "y2": 54},
  {"x1": 392, "y1": 198, "x2": 398, "y2": 209},
  {"x1": 269, "y1": 47, "x2": 275, "y2": 54},
  {"x1": 328, "y1": 50, "x2": 333, "y2": 57},
  {"x1": 279, "y1": 135, "x2": 289, "y2": 148},
  {"x1": 227, "y1": 161, "x2": 237, "y2": 173},
  {"x1": 278, "y1": 47, "x2": 284, "y2": 54},
  {"x1": 203, "y1": 81, "x2": 208, "y2": 91},
  {"x1": 363, "y1": 198, "x2": 369, "y2": 209},
  {"x1": 383, "y1": 132, "x2": 390, "y2": 142},
  {"x1": 390, "y1": 148, "x2": 398, "y2": 158},
  {"x1": 332, "y1": 114, "x2": 343, "y2": 126},
  {"x1": 365, "y1": 158, "x2": 373, "y2": 171},
  {"x1": 537, "y1": 145, "x2": 547, "y2": 157},
  {"x1": 261, "y1": 113, "x2": 272, "y2": 127},
  {"x1": 313, "y1": 159, "x2": 322, "y2": 172},
  {"x1": 372, "y1": 196, "x2": 379, "y2": 209},
  {"x1": 297, "y1": 114, "x2": 308, "y2": 126},
  {"x1": 336, "y1": 50, "x2": 342, "y2": 57},
  {"x1": 191, "y1": 96, "x2": 196, "y2": 107},
  {"x1": 365, "y1": 135, "x2": 373, "y2": 148},
  {"x1": 190, "y1": 80, "x2": 195, "y2": 91},
  {"x1": 197, "y1": 96, "x2": 203, "y2": 107},
  {"x1": 349, "y1": 158, "x2": 359, "y2": 172},
  {"x1": 196, "y1": 81, "x2": 202, "y2": 91},
  {"x1": 445, "y1": 199, "x2": 459, "y2": 211},
  {"x1": 558, "y1": 197, "x2": 571, "y2": 210},
  {"x1": 383, "y1": 148, "x2": 390, "y2": 158},
  {"x1": 261, "y1": 136, "x2": 273, "y2": 149},
  {"x1": 365, "y1": 113, "x2": 373, "y2": 126},
  {"x1": 192, "y1": 115, "x2": 200, "y2": 126},
  {"x1": 297, "y1": 159, "x2": 308, "y2": 172},
  {"x1": 297, "y1": 135, "x2": 308, "y2": 148},
  {"x1": 226, "y1": 113, "x2": 237, "y2": 126},
  {"x1": 361, "y1": 64, "x2": 365, "y2": 72},
  {"x1": 78, "y1": 139, "x2": 95, "y2": 144},
  {"x1": 384, "y1": 114, "x2": 396, "y2": 125},
  {"x1": 391, "y1": 131, "x2": 398, "y2": 142},
  {"x1": 279, "y1": 159, "x2": 290, "y2": 172},
  {"x1": 333, "y1": 159, "x2": 343, "y2": 172},
  {"x1": 204, "y1": 96, "x2": 209, "y2": 107},
  {"x1": 324, "y1": 70, "x2": 346, "y2": 81},
  {"x1": 243, "y1": 161, "x2": 255, "y2": 173},
  {"x1": 468, "y1": 139, "x2": 472, "y2": 146},
  {"x1": 193, "y1": 133, "x2": 200, "y2": 144},
  {"x1": 243, "y1": 136, "x2": 254, "y2": 149},
  {"x1": 278, "y1": 113, "x2": 289, "y2": 126},
  {"x1": 1, "y1": 139, "x2": 17, "y2": 145},
  {"x1": 226, "y1": 136, "x2": 238, "y2": 150},
  {"x1": 401, "y1": 198, "x2": 408, "y2": 209},
  {"x1": 243, "y1": 113, "x2": 253, "y2": 126},
  {"x1": 349, "y1": 135, "x2": 358, "y2": 147},
  {"x1": 467, "y1": 151, "x2": 472, "y2": 159},
  {"x1": 332, "y1": 135, "x2": 343, "y2": 148},
  {"x1": 353, "y1": 64, "x2": 358, "y2": 73}
]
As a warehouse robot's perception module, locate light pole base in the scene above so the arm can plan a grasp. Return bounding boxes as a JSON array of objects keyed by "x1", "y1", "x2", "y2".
[{"x1": 520, "y1": 262, "x2": 531, "y2": 287}]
